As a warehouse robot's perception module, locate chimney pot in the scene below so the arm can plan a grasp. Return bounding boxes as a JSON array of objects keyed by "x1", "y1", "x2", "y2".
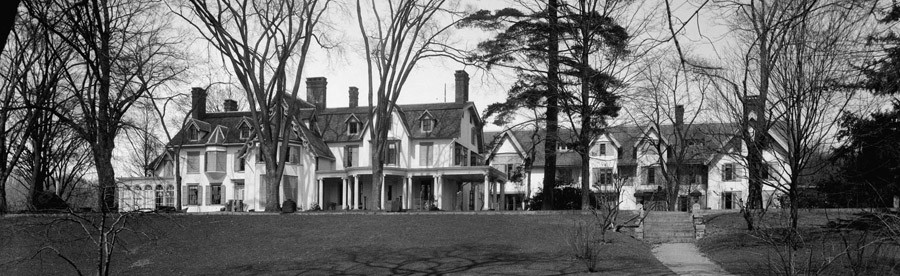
[
  {"x1": 306, "y1": 77, "x2": 328, "y2": 109},
  {"x1": 349, "y1": 86, "x2": 359, "y2": 108},
  {"x1": 223, "y1": 99, "x2": 238, "y2": 112},
  {"x1": 191, "y1": 87, "x2": 207, "y2": 119},
  {"x1": 454, "y1": 70, "x2": 469, "y2": 103}
]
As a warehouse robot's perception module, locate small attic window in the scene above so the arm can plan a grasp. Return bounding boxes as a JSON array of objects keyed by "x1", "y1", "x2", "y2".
[
  {"x1": 239, "y1": 122, "x2": 251, "y2": 140},
  {"x1": 188, "y1": 125, "x2": 200, "y2": 141},
  {"x1": 347, "y1": 116, "x2": 360, "y2": 135},
  {"x1": 420, "y1": 115, "x2": 435, "y2": 133}
]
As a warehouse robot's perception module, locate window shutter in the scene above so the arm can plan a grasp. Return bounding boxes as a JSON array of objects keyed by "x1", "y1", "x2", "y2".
[
  {"x1": 736, "y1": 164, "x2": 744, "y2": 180},
  {"x1": 181, "y1": 186, "x2": 188, "y2": 206},
  {"x1": 204, "y1": 186, "x2": 211, "y2": 205}
]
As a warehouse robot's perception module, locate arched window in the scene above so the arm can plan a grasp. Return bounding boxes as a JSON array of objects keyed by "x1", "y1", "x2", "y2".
[
  {"x1": 155, "y1": 185, "x2": 165, "y2": 207},
  {"x1": 165, "y1": 185, "x2": 175, "y2": 206},
  {"x1": 144, "y1": 185, "x2": 153, "y2": 209},
  {"x1": 133, "y1": 185, "x2": 143, "y2": 210}
]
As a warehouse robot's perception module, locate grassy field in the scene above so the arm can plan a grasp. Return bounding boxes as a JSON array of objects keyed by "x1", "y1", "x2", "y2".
[
  {"x1": 1, "y1": 213, "x2": 672, "y2": 275},
  {"x1": 697, "y1": 209, "x2": 900, "y2": 275}
]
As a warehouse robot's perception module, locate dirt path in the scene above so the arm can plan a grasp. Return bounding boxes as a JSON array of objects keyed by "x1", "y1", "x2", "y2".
[{"x1": 651, "y1": 243, "x2": 733, "y2": 276}]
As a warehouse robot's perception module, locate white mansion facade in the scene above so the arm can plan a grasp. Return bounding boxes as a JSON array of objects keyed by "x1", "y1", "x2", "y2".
[{"x1": 118, "y1": 71, "x2": 788, "y2": 212}]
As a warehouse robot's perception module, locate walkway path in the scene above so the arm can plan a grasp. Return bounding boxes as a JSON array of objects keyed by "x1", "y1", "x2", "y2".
[{"x1": 651, "y1": 243, "x2": 734, "y2": 276}]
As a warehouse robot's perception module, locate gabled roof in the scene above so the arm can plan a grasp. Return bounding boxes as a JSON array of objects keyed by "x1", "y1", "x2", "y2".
[
  {"x1": 301, "y1": 106, "x2": 371, "y2": 142},
  {"x1": 399, "y1": 102, "x2": 474, "y2": 139},
  {"x1": 486, "y1": 123, "x2": 750, "y2": 167}
]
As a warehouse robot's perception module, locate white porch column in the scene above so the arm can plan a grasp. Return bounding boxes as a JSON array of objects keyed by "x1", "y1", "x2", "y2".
[
  {"x1": 353, "y1": 175, "x2": 359, "y2": 210},
  {"x1": 317, "y1": 178, "x2": 323, "y2": 209},
  {"x1": 380, "y1": 175, "x2": 386, "y2": 210},
  {"x1": 341, "y1": 177, "x2": 348, "y2": 210},
  {"x1": 434, "y1": 175, "x2": 444, "y2": 209},
  {"x1": 483, "y1": 175, "x2": 490, "y2": 211},
  {"x1": 403, "y1": 176, "x2": 410, "y2": 209}
]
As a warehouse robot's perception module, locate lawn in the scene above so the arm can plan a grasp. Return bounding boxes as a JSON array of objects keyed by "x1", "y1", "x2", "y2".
[
  {"x1": 697, "y1": 209, "x2": 900, "y2": 275},
  {"x1": 1, "y1": 213, "x2": 672, "y2": 275}
]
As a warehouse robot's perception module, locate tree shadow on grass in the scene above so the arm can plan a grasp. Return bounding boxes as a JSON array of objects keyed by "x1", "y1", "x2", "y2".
[{"x1": 207, "y1": 244, "x2": 672, "y2": 276}]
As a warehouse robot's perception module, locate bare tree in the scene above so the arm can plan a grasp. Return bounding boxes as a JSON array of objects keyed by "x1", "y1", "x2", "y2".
[
  {"x1": 178, "y1": 0, "x2": 331, "y2": 211},
  {"x1": 628, "y1": 57, "x2": 711, "y2": 211},
  {"x1": 356, "y1": 0, "x2": 462, "y2": 210},
  {"x1": 24, "y1": 0, "x2": 184, "y2": 211},
  {"x1": 766, "y1": 1, "x2": 867, "y2": 231}
]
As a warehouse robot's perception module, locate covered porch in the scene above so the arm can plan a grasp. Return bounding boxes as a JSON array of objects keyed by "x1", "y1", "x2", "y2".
[{"x1": 314, "y1": 166, "x2": 507, "y2": 211}]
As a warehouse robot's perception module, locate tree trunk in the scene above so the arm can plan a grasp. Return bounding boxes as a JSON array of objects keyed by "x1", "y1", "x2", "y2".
[
  {"x1": 265, "y1": 172, "x2": 281, "y2": 212},
  {"x1": 173, "y1": 148, "x2": 182, "y2": 210},
  {"x1": 747, "y1": 1, "x2": 769, "y2": 210},
  {"x1": 0, "y1": 171, "x2": 7, "y2": 214},
  {"x1": 543, "y1": 0, "x2": 560, "y2": 211},
  {"x1": 93, "y1": 146, "x2": 117, "y2": 212}
]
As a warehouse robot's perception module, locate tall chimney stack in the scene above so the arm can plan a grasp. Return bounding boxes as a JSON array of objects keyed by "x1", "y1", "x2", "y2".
[
  {"x1": 743, "y1": 95, "x2": 765, "y2": 125},
  {"x1": 306, "y1": 77, "x2": 328, "y2": 110},
  {"x1": 454, "y1": 70, "x2": 469, "y2": 103},
  {"x1": 191, "y1": 87, "x2": 207, "y2": 119},
  {"x1": 223, "y1": 99, "x2": 238, "y2": 112},
  {"x1": 348, "y1": 86, "x2": 359, "y2": 108},
  {"x1": 675, "y1": 105, "x2": 684, "y2": 127}
]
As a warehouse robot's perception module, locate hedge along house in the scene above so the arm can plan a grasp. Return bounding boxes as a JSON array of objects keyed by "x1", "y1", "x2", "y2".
[
  {"x1": 485, "y1": 100, "x2": 790, "y2": 211},
  {"x1": 119, "y1": 70, "x2": 506, "y2": 212}
]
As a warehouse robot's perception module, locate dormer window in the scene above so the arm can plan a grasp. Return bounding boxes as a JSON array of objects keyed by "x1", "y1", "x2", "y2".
[
  {"x1": 239, "y1": 122, "x2": 251, "y2": 140},
  {"x1": 420, "y1": 112, "x2": 435, "y2": 133},
  {"x1": 188, "y1": 125, "x2": 200, "y2": 141},
  {"x1": 347, "y1": 116, "x2": 360, "y2": 135}
]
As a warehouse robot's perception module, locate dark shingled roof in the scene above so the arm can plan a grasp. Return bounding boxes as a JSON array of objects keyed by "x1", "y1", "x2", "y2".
[
  {"x1": 304, "y1": 101, "x2": 476, "y2": 142},
  {"x1": 485, "y1": 123, "x2": 743, "y2": 167},
  {"x1": 399, "y1": 102, "x2": 472, "y2": 139},
  {"x1": 168, "y1": 110, "x2": 335, "y2": 159}
]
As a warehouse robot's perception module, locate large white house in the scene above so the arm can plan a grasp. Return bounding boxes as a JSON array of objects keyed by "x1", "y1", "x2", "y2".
[
  {"x1": 484, "y1": 100, "x2": 791, "y2": 211},
  {"x1": 118, "y1": 71, "x2": 508, "y2": 212}
]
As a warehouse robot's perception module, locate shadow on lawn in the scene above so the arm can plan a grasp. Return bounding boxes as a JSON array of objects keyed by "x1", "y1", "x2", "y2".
[{"x1": 211, "y1": 244, "x2": 671, "y2": 276}]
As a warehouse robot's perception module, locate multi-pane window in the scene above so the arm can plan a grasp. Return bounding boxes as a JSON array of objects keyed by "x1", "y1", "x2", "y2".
[
  {"x1": 345, "y1": 145, "x2": 359, "y2": 167},
  {"x1": 155, "y1": 185, "x2": 165, "y2": 207},
  {"x1": 647, "y1": 167, "x2": 656, "y2": 184},
  {"x1": 470, "y1": 127, "x2": 477, "y2": 146},
  {"x1": 239, "y1": 123, "x2": 251, "y2": 140},
  {"x1": 234, "y1": 155, "x2": 245, "y2": 172},
  {"x1": 419, "y1": 142, "x2": 433, "y2": 166},
  {"x1": 454, "y1": 143, "x2": 468, "y2": 166},
  {"x1": 761, "y1": 163, "x2": 770, "y2": 180},
  {"x1": 386, "y1": 140, "x2": 400, "y2": 166},
  {"x1": 165, "y1": 185, "x2": 174, "y2": 206},
  {"x1": 723, "y1": 163, "x2": 737, "y2": 181},
  {"x1": 421, "y1": 118, "x2": 434, "y2": 133},
  {"x1": 347, "y1": 117, "x2": 360, "y2": 135},
  {"x1": 210, "y1": 184, "x2": 223, "y2": 205},
  {"x1": 186, "y1": 152, "x2": 200, "y2": 173},
  {"x1": 591, "y1": 143, "x2": 607, "y2": 156},
  {"x1": 205, "y1": 151, "x2": 227, "y2": 172},
  {"x1": 288, "y1": 146, "x2": 302, "y2": 164},
  {"x1": 189, "y1": 126, "x2": 200, "y2": 141},
  {"x1": 188, "y1": 184, "x2": 199, "y2": 205},
  {"x1": 593, "y1": 168, "x2": 614, "y2": 185}
]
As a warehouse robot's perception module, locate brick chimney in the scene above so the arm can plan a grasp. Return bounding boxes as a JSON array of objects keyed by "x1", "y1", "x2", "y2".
[
  {"x1": 223, "y1": 99, "x2": 238, "y2": 112},
  {"x1": 191, "y1": 87, "x2": 206, "y2": 119},
  {"x1": 674, "y1": 105, "x2": 684, "y2": 127},
  {"x1": 454, "y1": 70, "x2": 469, "y2": 103},
  {"x1": 348, "y1": 86, "x2": 359, "y2": 108},
  {"x1": 306, "y1": 77, "x2": 327, "y2": 110}
]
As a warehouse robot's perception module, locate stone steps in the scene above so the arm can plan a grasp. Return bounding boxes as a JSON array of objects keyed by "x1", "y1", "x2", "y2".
[{"x1": 641, "y1": 211, "x2": 696, "y2": 243}]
